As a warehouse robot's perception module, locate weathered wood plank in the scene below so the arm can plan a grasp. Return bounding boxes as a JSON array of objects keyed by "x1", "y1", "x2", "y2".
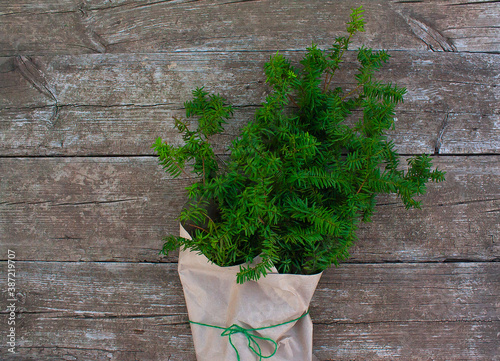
[
  {"x1": 0, "y1": 106, "x2": 498, "y2": 156},
  {"x1": 1, "y1": 104, "x2": 498, "y2": 156},
  {"x1": 2, "y1": 261, "x2": 496, "y2": 323},
  {"x1": 1, "y1": 0, "x2": 498, "y2": 56},
  {"x1": 2, "y1": 321, "x2": 498, "y2": 360},
  {"x1": 0, "y1": 105, "x2": 251, "y2": 156},
  {"x1": 0, "y1": 51, "x2": 498, "y2": 155},
  {"x1": 352, "y1": 155, "x2": 500, "y2": 263},
  {"x1": 1, "y1": 52, "x2": 497, "y2": 112},
  {"x1": 313, "y1": 321, "x2": 499, "y2": 361},
  {"x1": 313, "y1": 263, "x2": 499, "y2": 323},
  {"x1": 0, "y1": 157, "x2": 189, "y2": 262},
  {"x1": 0, "y1": 261, "x2": 498, "y2": 360},
  {"x1": 1, "y1": 156, "x2": 498, "y2": 263}
]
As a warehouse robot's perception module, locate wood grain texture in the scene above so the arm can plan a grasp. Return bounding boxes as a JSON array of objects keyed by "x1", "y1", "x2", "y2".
[
  {"x1": 0, "y1": 156, "x2": 189, "y2": 262},
  {"x1": 1, "y1": 1, "x2": 498, "y2": 359},
  {"x1": 0, "y1": 51, "x2": 498, "y2": 155},
  {"x1": 1, "y1": 52, "x2": 498, "y2": 112},
  {"x1": 1, "y1": 156, "x2": 498, "y2": 263},
  {"x1": 0, "y1": 261, "x2": 498, "y2": 360},
  {"x1": 313, "y1": 321, "x2": 499, "y2": 361},
  {"x1": 1, "y1": 0, "x2": 499, "y2": 56},
  {"x1": 2, "y1": 321, "x2": 498, "y2": 360},
  {"x1": 1, "y1": 106, "x2": 498, "y2": 156}
]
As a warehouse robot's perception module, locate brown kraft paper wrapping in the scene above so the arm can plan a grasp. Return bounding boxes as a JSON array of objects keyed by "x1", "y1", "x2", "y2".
[{"x1": 178, "y1": 224, "x2": 322, "y2": 361}]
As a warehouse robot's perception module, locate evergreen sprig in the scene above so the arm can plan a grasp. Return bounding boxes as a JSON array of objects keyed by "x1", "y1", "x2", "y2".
[{"x1": 154, "y1": 6, "x2": 445, "y2": 283}]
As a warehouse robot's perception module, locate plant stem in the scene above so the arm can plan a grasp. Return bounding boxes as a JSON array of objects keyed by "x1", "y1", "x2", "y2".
[
  {"x1": 323, "y1": 34, "x2": 352, "y2": 93},
  {"x1": 340, "y1": 84, "x2": 363, "y2": 101},
  {"x1": 190, "y1": 224, "x2": 209, "y2": 233},
  {"x1": 288, "y1": 94, "x2": 300, "y2": 108},
  {"x1": 202, "y1": 157, "x2": 206, "y2": 185}
]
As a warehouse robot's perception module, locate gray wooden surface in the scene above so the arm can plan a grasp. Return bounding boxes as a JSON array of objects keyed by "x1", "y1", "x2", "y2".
[{"x1": 0, "y1": 0, "x2": 498, "y2": 360}]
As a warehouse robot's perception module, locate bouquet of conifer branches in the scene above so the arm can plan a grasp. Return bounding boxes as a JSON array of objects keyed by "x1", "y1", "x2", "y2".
[
  {"x1": 153, "y1": 6, "x2": 445, "y2": 283},
  {"x1": 153, "y1": 7, "x2": 445, "y2": 361}
]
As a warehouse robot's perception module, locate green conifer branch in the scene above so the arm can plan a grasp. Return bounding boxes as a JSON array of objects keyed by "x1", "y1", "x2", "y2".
[{"x1": 153, "y1": 6, "x2": 446, "y2": 283}]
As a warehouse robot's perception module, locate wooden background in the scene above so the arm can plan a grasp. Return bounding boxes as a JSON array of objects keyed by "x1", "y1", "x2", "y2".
[{"x1": 1, "y1": 0, "x2": 499, "y2": 360}]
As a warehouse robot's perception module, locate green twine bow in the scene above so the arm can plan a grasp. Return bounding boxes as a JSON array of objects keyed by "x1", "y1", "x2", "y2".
[{"x1": 189, "y1": 310, "x2": 309, "y2": 361}]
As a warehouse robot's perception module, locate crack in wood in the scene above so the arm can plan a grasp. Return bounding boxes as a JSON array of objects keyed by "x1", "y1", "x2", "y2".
[
  {"x1": 446, "y1": 25, "x2": 500, "y2": 30},
  {"x1": 156, "y1": 322, "x2": 190, "y2": 327},
  {"x1": 14, "y1": 55, "x2": 60, "y2": 126},
  {"x1": 435, "y1": 113, "x2": 450, "y2": 154},
  {"x1": 0, "y1": 101, "x2": 491, "y2": 114},
  {"x1": 130, "y1": 0, "x2": 198, "y2": 11},
  {"x1": 345, "y1": 258, "x2": 499, "y2": 264},
  {"x1": 369, "y1": 197, "x2": 500, "y2": 209},
  {"x1": 33, "y1": 312, "x2": 188, "y2": 320},
  {"x1": 315, "y1": 319, "x2": 499, "y2": 325},
  {"x1": 217, "y1": 0, "x2": 262, "y2": 5},
  {"x1": 51, "y1": 236, "x2": 83, "y2": 240},
  {"x1": 0, "y1": 9, "x2": 76, "y2": 17},
  {"x1": 1, "y1": 200, "x2": 52, "y2": 206},
  {"x1": 433, "y1": 79, "x2": 493, "y2": 86},
  {"x1": 397, "y1": 12, "x2": 457, "y2": 52},
  {"x1": 14, "y1": 56, "x2": 57, "y2": 103},
  {"x1": 85, "y1": 30, "x2": 107, "y2": 54},
  {"x1": 15, "y1": 345, "x2": 141, "y2": 354},
  {"x1": 80, "y1": 0, "x2": 200, "y2": 13},
  {"x1": 0, "y1": 259, "x2": 178, "y2": 264},
  {"x1": 376, "y1": 201, "x2": 405, "y2": 207},
  {"x1": 0, "y1": 0, "x2": 206, "y2": 17},
  {"x1": 1, "y1": 102, "x2": 180, "y2": 112},
  {"x1": 448, "y1": 0, "x2": 500, "y2": 5},
  {"x1": 2, "y1": 199, "x2": 140, "y2": 207},
  {"x1": 76, "y1": 3, "x2": 108, "y2": 54},
  {"x1": 51, "y1": 198, "x2": 140, "y2": 207},
  {"x1": 433, "y1": 197, "x2": 500, "y2": 208}
]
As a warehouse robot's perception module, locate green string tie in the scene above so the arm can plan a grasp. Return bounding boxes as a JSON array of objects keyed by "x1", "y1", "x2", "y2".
[{"x1": 189, "y1": 310, "x2": 309, "y2": 361}]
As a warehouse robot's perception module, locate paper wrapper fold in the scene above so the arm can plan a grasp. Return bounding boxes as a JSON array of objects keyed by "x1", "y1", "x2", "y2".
[{"x1": 178, "y1": 224, "x2": 322, "y2": 361}]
